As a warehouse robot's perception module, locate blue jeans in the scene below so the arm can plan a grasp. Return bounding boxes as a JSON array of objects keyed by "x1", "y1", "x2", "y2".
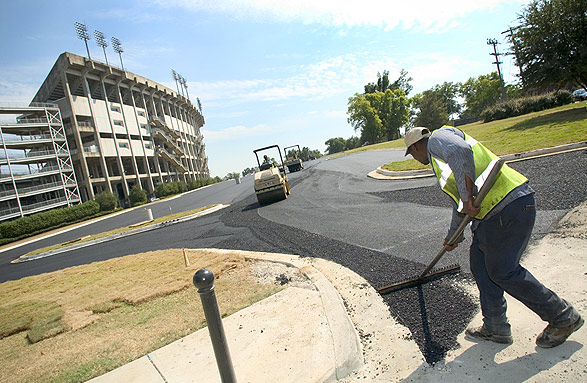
[{"x1": 470, "y1": 193, "x2": 578, "y2": 335}]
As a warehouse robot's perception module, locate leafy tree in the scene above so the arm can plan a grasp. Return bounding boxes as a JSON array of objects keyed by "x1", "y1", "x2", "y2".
[
  {"x1": 460, "y1": 72, "x2": 523, "y2": 117},
  {"x1": 325, "y1": 137, "x2": 347, "y2": 154},
  {"x1": 508, "y1": 0, "x2": 587, "y2": 90},
  {"x1": 345, "y1": 136, "x2": 360, "y2": 150},
  {"x1": 347, "y1": 94, "x2": 383, "y2": 144},
  {"x1": 459, "y1": 72, "x2": 504, "y2": 117},
  {"x1": 242, "y1": 167, "x2": 255, "y2": 177},
  {"x1": 299, "y1": 147, "x2": 322, "y2": 161},
  {"x1": 433, "y1": 82, "x2": 462, "y2": 118},
  {"x1": 347, "y1": 89, "x2": 410, "y2": 143},
  {"x1": 94, "y1": 191, "x2": 117, "y2": 211},
  {"x1": 414, "y1": 90, "x2": 449, "y2": 130},
  {"x1": 390, "y1": 69, "x2": 414, "y2": 96},
  {"x1": 129, "y1": 185, "x2": 147, "y2": 207},
  {"x1": 223, "y1": 172, "x2": 241, "y2": 180},
  {"x1": 364, "y1": 69, "x2": 413, "y2": 95}
]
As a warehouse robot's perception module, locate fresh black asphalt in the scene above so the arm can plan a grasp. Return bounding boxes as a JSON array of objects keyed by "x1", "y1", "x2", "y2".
[{"x1": 0, "y1": 149, "x2": 585, "y2": 364}]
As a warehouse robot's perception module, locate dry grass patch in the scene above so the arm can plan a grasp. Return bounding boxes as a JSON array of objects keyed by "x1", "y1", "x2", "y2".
[{"x1": 0, "y1": 249, "x2": 283, "y2": 383}]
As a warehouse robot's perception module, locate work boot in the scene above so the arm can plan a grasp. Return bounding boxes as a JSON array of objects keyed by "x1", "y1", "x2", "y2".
[
  {"x1": 536, "y1": 315, "x2": 584, "y2": 348},
  {"x1": 465, "y1": 325, "x2": 513, "y2": 344}
]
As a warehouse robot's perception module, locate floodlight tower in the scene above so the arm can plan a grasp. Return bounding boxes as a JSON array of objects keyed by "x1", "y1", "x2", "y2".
[
  {"x1": 487, "y1": 38, "x2": 507, "y2": 101},
  {"x1": 171, "y1": 69, "x2": 182, "y2": 95},
  {"x1": 74, "y1": 22, "x2": 92, "y2": 59},
  {"x1": 94, "y1": 30, "x2": 109, "y2": 66},
  {"x1": 111, "y1": 37, "x2": 125, "y2": 70},
  {"x1": 180, "y1": 75, "x2": 190, "y2": 100}
]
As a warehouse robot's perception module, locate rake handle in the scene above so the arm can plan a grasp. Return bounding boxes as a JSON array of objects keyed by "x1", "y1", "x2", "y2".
[{"x1": 418, "y1": 158, "x2": 505, "y2": 279}]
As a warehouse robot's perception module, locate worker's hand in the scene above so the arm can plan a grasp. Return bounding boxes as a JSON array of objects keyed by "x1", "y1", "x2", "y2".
[
  {"x1": 463, "y1": 198, "x2": 480, "y2": 218},
  {"x1": 443, "y1": 240, "x2": 459, "y2": 251}
]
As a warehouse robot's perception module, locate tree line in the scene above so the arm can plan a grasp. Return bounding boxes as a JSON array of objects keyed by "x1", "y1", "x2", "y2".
[{"x1": 325, "y1": 0, "x2": 586, "y2": 155}]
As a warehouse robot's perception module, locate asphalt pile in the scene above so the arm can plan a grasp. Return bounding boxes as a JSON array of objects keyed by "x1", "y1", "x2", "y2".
[{"x1": 216, "y1": 150, "x2": 587, "y2": 364}]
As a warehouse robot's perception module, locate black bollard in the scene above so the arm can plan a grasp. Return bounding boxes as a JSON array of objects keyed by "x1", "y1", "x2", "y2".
[{"x1": 193, "y1": 269, "x2": 237, "y2": 383}]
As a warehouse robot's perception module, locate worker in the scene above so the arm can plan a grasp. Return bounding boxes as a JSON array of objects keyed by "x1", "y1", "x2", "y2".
[{"x1": 404, "y1": 126, "x2": 582, "y2": 348}]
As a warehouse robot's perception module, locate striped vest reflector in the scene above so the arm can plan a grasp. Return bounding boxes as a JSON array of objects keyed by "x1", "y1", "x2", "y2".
[{"x1": 430, "y1": 129, "x2": 528, "y2": 219}]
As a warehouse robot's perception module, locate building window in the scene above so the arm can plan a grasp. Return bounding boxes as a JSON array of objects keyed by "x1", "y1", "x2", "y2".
[
  {"x1": 118, "y1": 142, "x2": 129, "y2": 149},
  {"x1": 110, "y1": 105, "x2": 121, "y2": 113},
  {"x1": 145, "y1": 143, "x2": 152, "y2": 149},
  {"x1": 137, "y1": 111, "x2": 146, "y2": 117},
  {"x1": 113, "y1": 120, "x2": 124, "y2": 126}
]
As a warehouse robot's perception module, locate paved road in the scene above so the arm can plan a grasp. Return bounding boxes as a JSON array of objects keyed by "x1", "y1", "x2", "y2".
[{"x1": 1, "y1": 148, "x2": 585, "y2": 364}]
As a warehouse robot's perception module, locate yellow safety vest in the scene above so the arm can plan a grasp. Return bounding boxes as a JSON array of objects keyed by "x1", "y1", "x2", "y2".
[{"x1": 430, "y1": 128, "x2": 528, "y2": 219}]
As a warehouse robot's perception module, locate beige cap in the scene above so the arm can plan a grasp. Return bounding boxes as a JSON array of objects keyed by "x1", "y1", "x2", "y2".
[{"x1": 404, "y1": 127, "x2": 430, "y2": 156}]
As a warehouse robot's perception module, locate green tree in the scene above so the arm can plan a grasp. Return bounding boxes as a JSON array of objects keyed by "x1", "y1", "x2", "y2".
[
  {"x1": 299, "y1": 147, "x2": 322, "y2": 160},
  {"x1": 459, "y1": 72, "x2": 504, "y2": 117},
  {"x1": 347, "y1": 94, "x2": 383, "y2": 144},
  {"x1": 508, "y1": 0, "x2": 587, "y2": 90},
  {"x1": 325, "y1": 137, "x2": 347, "y2": 154},
  {"x1": 347, "y1": 89, "x2": 410, "y2": 143},
  {"x1": 94, "y1": 191, "x2": 117, "y2": 211},
  {"x1": 223, "y1": 172, "x2": 241, "y2": 180},
  {"x1": 364, "y1": 69, "x2": 413, "y2": 95},
  {"x1": 129, "y1": 185, "x2": 147, "y2": 207},
  {"x1": 414, "y1": 90, "x2": 449, "y2": 130},
  {"x1": 242, "y1": 167, "x2": 255, "y2": 177},
  {"x1": 432, "y1": 82, "x2": 462, "y2": 118},
  {"x1": 345, "y1": 136, "x2": 360, "y2": 150}
]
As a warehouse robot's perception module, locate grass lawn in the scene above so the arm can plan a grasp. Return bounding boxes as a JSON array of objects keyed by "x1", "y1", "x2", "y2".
[
  {"x1": 340, "y1": 102, "x2": 587, "y2": 171},
  {"x1": 0, "y1": 249, "x2": 281, "y2": 383}
]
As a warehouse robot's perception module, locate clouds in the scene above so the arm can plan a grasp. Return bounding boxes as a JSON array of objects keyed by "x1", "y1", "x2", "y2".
[
  {"x1": 189, "y1": 51, "x2": 401, "y2": 109},
  {"x1": 202, "y1": 124, "x2": 272, "y2": 142},
  {"x1": 159, "y1": 0, "x2": 528, "y2": 32}
]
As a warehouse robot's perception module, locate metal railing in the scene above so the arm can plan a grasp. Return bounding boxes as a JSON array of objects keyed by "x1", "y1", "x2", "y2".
[
  {"x1": 29, "y1": 102, "x2": 58, "y2": 108},
  {"x1": 2, "y1": 133, "x2": 54, "y2": 142},
  {"x1": 15, "y1": 117, "x2": 49, "y2": 124}
]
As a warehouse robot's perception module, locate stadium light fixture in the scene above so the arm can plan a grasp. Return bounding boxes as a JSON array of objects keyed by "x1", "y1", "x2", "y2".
[
  {"x1": 94, "y1": 30, "x2": 109, "y2": 66},
  {"x1": 74, "y1": 22, "x2": 92, "y2": 59},
  {"x1": 180, "y1": 75, "x2": 190, "y2": 100},
  {"x1": 171, "y1": 69, "x2": 182, "y2": 95},
  {"x1": 111, "y1": 37, "x2": 125, "y2": 70}
]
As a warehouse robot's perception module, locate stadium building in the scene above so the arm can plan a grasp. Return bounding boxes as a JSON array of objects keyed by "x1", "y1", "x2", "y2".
[{"x1": 0, "y1": 52, "x2": 209, "y2": 222}]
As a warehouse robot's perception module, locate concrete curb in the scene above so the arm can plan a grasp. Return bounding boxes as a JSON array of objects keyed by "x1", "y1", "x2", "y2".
[{"x1": 235, "y1": 250, "x2": 364, "y2": 380}]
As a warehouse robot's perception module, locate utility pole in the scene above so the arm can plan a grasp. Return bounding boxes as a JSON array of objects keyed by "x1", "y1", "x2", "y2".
[{"x1": 487, "y1": 38, "x2": 507, "y2": 102}]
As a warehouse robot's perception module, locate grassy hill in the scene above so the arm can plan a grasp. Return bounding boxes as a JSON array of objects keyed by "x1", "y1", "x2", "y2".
[{"x1": 338, "y1": 102, "x2": 587, "y2": 170}]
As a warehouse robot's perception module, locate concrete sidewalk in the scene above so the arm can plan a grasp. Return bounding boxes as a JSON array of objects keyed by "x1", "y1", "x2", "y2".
[{"x1": 88, "y1": 202, "x2": 587, "y2": 383}]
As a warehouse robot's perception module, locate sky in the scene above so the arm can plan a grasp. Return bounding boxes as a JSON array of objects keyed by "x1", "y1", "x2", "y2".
[{"x1": 0, "y1": 0, "x2": 531, "y2": 178}]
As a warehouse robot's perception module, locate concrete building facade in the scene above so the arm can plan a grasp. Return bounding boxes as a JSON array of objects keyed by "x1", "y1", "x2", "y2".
[
  {"x1": 30, "y1": 52, "x2": 209, "y2": 206},
  {"x1": 0, "y1": 103, "x2": 81, "y2": 221}
]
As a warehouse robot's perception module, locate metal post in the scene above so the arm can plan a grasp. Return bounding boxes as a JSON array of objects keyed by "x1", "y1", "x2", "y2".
[{"x1": 193, "y1": 269, "x2": 237, "y2": 383}]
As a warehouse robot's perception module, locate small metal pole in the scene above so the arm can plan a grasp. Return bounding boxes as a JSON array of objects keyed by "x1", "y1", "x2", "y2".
[{"x1": 193, "y1": 269, "x2": 237, "y2": 383}]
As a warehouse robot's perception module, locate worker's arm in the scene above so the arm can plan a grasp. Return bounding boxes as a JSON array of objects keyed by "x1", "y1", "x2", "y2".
[{"x1": 463, "y1": 175, "x2": 481, "y2": 218}]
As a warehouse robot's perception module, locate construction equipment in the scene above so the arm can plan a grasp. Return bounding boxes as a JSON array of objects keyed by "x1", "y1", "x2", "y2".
[
  {"x1": 253, "y1": 145, "x2": 291, "y2": 206},
  {"x1": 283, "y1": 145, "x2": 304, "y2": 172},
  {"x1": 377, "y1": 158, "x2": 505, "y2": 295}
]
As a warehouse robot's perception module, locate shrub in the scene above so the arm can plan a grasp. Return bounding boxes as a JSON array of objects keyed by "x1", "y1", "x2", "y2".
[
  {"x1": 187, "y1": 177, "x2": 217, "y2": 190},
  {"x1": 94, "y1": 191, "x2": 117, "y2": 212},
  {"x1": 154, "y1": 181, "x2": 188, "y2": 198},
  {"x1": 129, "y1": 185, "x2": 147, "y2": 207},
  {"x1": 0, "y1": 201, "x2": 100, "y2": 243},
  {"x1": 482, "y1": 90, "x2": 574, "y2": 122}
]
